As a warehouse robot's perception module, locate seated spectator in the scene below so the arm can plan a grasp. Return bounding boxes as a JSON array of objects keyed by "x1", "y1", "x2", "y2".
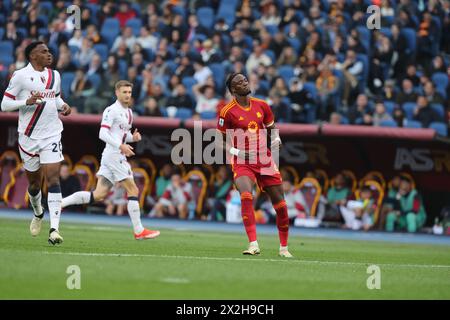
[
  {"x1": 393, "y1": 107, "x2": 406, "y2": 127},
  {"x1": 207, "y1": 166, "x2": 233, "y2": 221},
  {"x1": 200, "y1": 39, "x2": 222, "y2": 64},
  {"x1": 193, "y1": 60, "x2": 213, "y2": 85},
  {"x1": 151, "y1": 172, "x2": 192, "y2": 219},
  {"x1": 269, "y1": 77, "x2": 289, "y2": 98},
  {"x1": 85, "y1": 24, "x2": 103, "y2": 45},
  {"x1": 166, "y1": 84, "x2": 195, "y2": 110},
  {"x1": 372, "y1": 102, "x2": 394, "y2": 126},
  {"x1": 86, "y1": 53, "x2": 104, "y2": 76},
  {"x1": 283, "y1": 180, "x2": 309, "y2": 222},
  {"x1": 276, "y1": 46, "x2": 298, "y2": 66},
  {"x1": 111, "y1": 27, "x2": 137, "y2": 53},
  {"x1": 105, "y1": 183, "x2": 127, "y2": 216},
  {"x1": 340, "y1": 186, "x2": 376, "y2": 231},
  {"x1": 324, "y1": 173, "x2": 351, "y2": 221},
  {"x1": 269, "y1": 93, "x2": 290, "y2": 122},
  {"x1": 136, "y1": 26, "x2": 158, "y2": 52},
  {"x1": 246, "y1": 41, "x2": 272, "y2": 75},
  {"x1": 175, "y1": 56, "x2": 195, "y2": 79},
  {"x1": 67, "y1": 68, "x2": 95, "y2": 112},
  {"x1": 141, "y1": 97, "x2": 162, "y2": 117},
  {"x1": 423, "y1": 81, "x2": 445, "y2": 105},
  {"x1": 378, "y1": 175, "x2": 401, "y2": 230},
  {"x1": 385, "y1": 176, "x2": 427, "y2": 233},
  {"x1": 425, "y1": 55, "x2": 447, "y2": 77},
  {"x1": 114, "y1": 2, "x2": 137, "y2": 28},
  {"x1": 329, "y1": 112, "x2": 342, "y2": 125},
  {"x1": 347, "y1": 94, "x2": 371, "y2": 124},
  {"x1": 261, "y1": 2, "x2": 281, "y2": 26},
  {"x1": 288, "y1": 77, "x2": 314, "y2": 123},
  {"x1": 248, "y1": 72, "x2": 269, "y2": 97},
  {"x1": 14, "y1": 49, "x2": 27, "y2": 70},
  {"x1": 68, "y1": 30, "x2": 83, "y2": 50},
  {"x1": 193, "y1": 84, "x2": 219, "y2": 114},
  {"x1": 396, "y1": 79, "x2": 418, "y2": 105},
  {"x1": 3, "y1": 21, "x2": 23, "y2": 48},
  {"x1": 413, "y1": 95, "x2": 443, "y2": 128},
  {"x1": 402, "y1": 64, "x2": 421, "y2": 87},
  {"x1": 75, "y1": 38, "x2": 95, "y2": 68},
  {"x1": 381, "y1": 79, "x2": 397, "y2": 102}
]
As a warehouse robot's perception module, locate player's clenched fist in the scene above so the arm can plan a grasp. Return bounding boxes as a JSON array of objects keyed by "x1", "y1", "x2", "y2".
[
  {"x1": 120, "y1": 144, "x2": 135, "y2": 157},
  {"x1": 26, "y1": 92, "x2": 43, "y2": 105},
  {"x1": 132, "y1": 128, "x2": 141, "y2": 142},
  {"x1": 60, "y1": 104, "x2": 71, "y2": 116}
]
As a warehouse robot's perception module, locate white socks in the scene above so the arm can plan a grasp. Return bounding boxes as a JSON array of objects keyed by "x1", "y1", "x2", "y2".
[
  {"x1": 250, "y1": 240, "x2": 259, "y2": 247},
  {"x1": 28, "y1": 189, "x2": 43, "y2": 218},
  {"x1": 61, "y1": 191, "x2": 92, "y2": 208},
  {"x1": 48, "y1": 191, "x2": 62, "y2": 230},
  {"x1": 280, "y1": 246, "x2": 288, "y2": 251},
  {"x1": 127, "y1": 198, "x2": 144, "y2": 234}
]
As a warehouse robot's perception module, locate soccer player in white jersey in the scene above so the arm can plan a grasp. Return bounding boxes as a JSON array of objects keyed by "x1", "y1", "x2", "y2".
[
  {"x1": 61, "y1": 80, "x2": 160, "y2": 240},
  {"x1": 1, "y1": 41, "x2": 72, "y2": 245}
]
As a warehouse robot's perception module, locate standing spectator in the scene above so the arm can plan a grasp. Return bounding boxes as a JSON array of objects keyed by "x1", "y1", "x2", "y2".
[
  {"x1": 385, "y1": 176, "x2": 427, "y2": 233},
  {"x1": 413, "y1": 95, "x2": 443, "y2": 128},
  {"x1": 316, "y1": 65, "x2": 339, "y2": 120}
]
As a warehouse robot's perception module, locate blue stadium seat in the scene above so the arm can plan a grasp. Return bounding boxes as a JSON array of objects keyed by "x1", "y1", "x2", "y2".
[
  {"x1": 0, "y1": 41, "x2": 14, "y2": 57},
  {"x1": 216, "y1": 0, "x2": 239, "y2": 27},
  {"x1": 100, "y1": 18, "x2": 120, "y2": 49},
  {"x1": 278, "y1": 65, "x2": 294, "y2": 85},
  {"x1": 93, "y1": 44, "x2": 108, "y2": 61},
  {"x1": 16, "y1": 27, "x2": 28, "y2": 39},
  {"x1": 356, "y1": 54, "x2": 369, "y2": 91},
  {"x1": 405, "y1": 120, "x2": 422, "y2": 129},
  {"x1": 86, "y1": 3, "x2": 100, "y2": 17},
  {"x1": 160, "y1": 107, "x2": 168, "y2": 117},
  {"x1": 130, "y1": 2, "x2": 141, "y2": 16},
  {"x1": 379, "y1": 27, "x2": 392, "y2": 39},
  {"x1": 118, "y1": 59, "x2": 128, "y2": 79},
  {"x1": 182, "y1": 77, "x2": 198, "y2": 96},
  {"x1": 61, "y1": 72, "x2": 75, "y2": 97},
  {"x1": 340, "y1": 115, "x2": 349, "y2": 125},
  {"x1": 383, "y1": 101, "x2": 395, "y2": 115},
  {"x1": 265, "y1": 49, "x2": 276, "y2": 64},
  {"x1": 400, "y1": 28, "x2": 417, "y2": 55},
  {"x1": 0, "y1": 28, "x2": 4, "y2": 41},
  {"x1": 287, "y1": 38, "x2": 301, "y2": 55},
  {"x1": 265, "y1": 25, "x2": 279, "y2": 36},
  {"x1": 303, "y1": 82, "x2": 318, "y2": 101},
  {"x1": 431, "y1": 72, "x2": 448, "y2": 92},
  {"x1": 39, "y1": 1, "x2": 52, "y2": 13},
  {"x1": 200, "y1": 111, "x2": 217, "y2": 120},
  {"x1": 125, "y1": 18, "x2": 142, "y2": 37},
  {"x1": 356, "y1": 26, "x2": 371, "y2": 53},
  {"x1": 38, "y1": 15, "x2": 48, "y2": 26},
  {"x1": 430, "y1": 103, "x2": 445, "y2": 119},
  {"x1": 209, "y1": 63, "x2": 225, "y2": 91},
  {"x1": 380, "y1": 119, "x2": 398, "y2": 127},
  {"x1": 38, "y1": 28, "x2": 49, "y2": 37},
  {"x1": 172, "y1": 6, "x2": 187, "y2": 20},
  {"x1": 87, "y1": 74, "x2": 101, "y2": 91},
  {"x1": 429, "y1": 122, "x2": 448, "y2": 136},
  {"x1": 175, "y1": 108, "x2": 193, "y2": 120},
  {"x1": 197, "y1": 7, "x2": 215, "y2": 29},
  {"x1": 402, "y1": 102, "x2": 416, "y2": 120}
]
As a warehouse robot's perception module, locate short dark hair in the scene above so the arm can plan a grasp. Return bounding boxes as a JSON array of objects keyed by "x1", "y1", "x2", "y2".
[
  {"x1": 25, "y1": 41, "x2": 45, "y2": 61},
  {"x1": 361, "y1": 186, "x2": 372, "y2": 193},
  {"x1": 226, "y1": 73, "x2": 240, "y2": 92}
]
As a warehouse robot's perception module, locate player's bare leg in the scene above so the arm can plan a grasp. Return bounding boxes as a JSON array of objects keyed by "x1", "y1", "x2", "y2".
[
  {"x1": 62, "y1": 176, "x2": 112, "y2": 208},
  {"x1": 265, "y1": 185, "x2": 293, "y2": 258},
  {"x1": 43, "y1": 162, "x2": 64, "y2": 245},
  {"x1": 120, "y1": 178, "x2": 160, "y2": 240},
  {"x1": 26, "y1": 168, "x2": 44, "y2": 236},
  {"x1": 235, "y1": 176, "x2": 260, "y2": 255}
]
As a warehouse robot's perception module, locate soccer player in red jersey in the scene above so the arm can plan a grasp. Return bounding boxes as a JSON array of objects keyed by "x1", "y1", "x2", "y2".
[{"x1": 216, "y1": 73, "x2": 293, "y2": 258}]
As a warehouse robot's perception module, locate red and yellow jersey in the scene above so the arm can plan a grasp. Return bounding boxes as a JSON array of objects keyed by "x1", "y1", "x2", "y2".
[{"x1": 217, "y1": 96, "x2": 275, "y2": 166}]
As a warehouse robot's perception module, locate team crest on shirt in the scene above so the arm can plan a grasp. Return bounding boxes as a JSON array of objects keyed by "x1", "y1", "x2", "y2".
[
  {"x1": 219, "y1": 118, "x2": 224, "y2": 126},
  {"x1": 247, "y1": 121, "x2": 259, "y2": 133},
  {"x1": 40, "y1": 76, "x2": 45, "y2": 84},
  {"x1": 239, "y1": 116, "x2": 244, "y2": 121},
  {"x1": 256, "y1": 112, "x2": 262, "y2": 118}
]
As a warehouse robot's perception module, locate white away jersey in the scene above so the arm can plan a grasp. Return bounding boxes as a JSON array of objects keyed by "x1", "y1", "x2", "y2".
[
  {"x1": 4, "y1": 63, "x2": 64, "y2": 139},
  {"x1": 100, "y1": 100, "x2": 133, "y2": 156}
]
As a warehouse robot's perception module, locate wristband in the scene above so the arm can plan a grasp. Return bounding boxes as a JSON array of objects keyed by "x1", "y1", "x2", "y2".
[{"x1": 229, "y1": 147, "x2": 240, "y2": 156}]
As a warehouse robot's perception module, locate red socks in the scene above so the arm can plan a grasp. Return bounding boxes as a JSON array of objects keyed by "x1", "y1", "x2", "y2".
[
  {"x1": 240, "y1": 191, "x2": 257, "y2": 242},
  {"x1": 274, "y1": 200, "x2": 289, "y2": 247}
]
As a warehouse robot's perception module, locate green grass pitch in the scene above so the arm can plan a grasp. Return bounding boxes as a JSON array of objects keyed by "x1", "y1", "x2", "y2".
[{"x1": 0, "y1": 218, "x2": 449, "y2": 299}]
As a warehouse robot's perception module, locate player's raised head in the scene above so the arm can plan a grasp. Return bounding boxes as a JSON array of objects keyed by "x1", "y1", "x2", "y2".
[
  {"x1": 25, "y1": 41, "x2": 53, "y2": 67},
  {"x1": 115, "y1": 80, "x2": 133, "y2": 106},
  {"x1": 226, "y1": 73, "x2": 251, "y2": 97}
]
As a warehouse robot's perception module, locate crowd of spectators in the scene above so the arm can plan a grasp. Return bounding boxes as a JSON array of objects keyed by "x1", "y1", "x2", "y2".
[{"x1": 0, "y1": 0, "x2": 448, "y2": 135}]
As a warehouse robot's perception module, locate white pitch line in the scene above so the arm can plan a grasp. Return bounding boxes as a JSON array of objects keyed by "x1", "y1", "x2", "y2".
[{"x1": 41, "y1": 251, "x2": 450, "y2": 269}]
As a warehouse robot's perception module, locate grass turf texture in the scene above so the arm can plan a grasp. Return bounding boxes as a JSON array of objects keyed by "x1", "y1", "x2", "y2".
[{"x1": 0, "y1": 218, "x2": 449, "y2": 299}]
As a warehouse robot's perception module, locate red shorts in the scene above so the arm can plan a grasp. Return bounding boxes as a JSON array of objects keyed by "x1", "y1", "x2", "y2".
[{"x1": 231, "y1": 162, "x2": 282, "y2": 190}]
